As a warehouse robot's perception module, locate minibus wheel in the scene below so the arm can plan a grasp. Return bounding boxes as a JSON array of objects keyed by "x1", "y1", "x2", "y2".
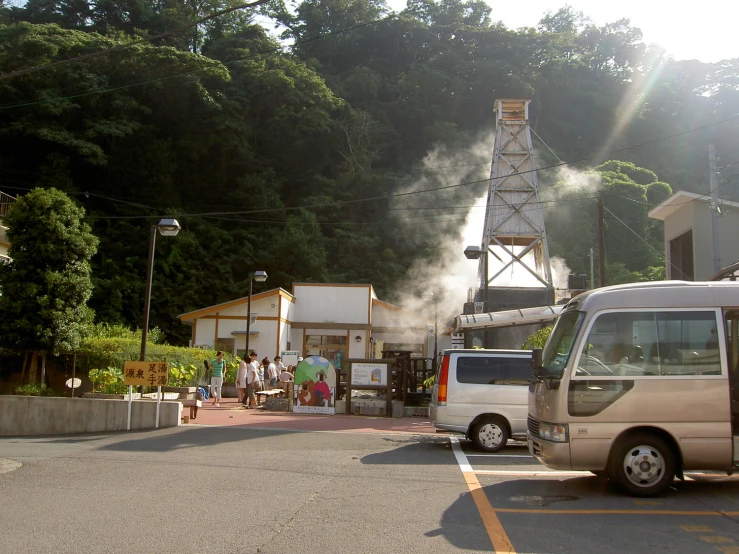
[
  {"x1": 609, "y1": 433, "x2": 675, "y2": 497},
  {"x1": 471, "y1": 416, "x2": 509, "y2": 453}
]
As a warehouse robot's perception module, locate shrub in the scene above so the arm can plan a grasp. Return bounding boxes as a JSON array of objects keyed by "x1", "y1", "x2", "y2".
[
  {"x1": 522, "y1": 326, "x2": 554, "y2": 349},
  {"x1": 13, "y1": 383, "x2": 56, "y2": 396},
  {"x1": 77, "y1": 338, "x2": 240, "y2": 389}
]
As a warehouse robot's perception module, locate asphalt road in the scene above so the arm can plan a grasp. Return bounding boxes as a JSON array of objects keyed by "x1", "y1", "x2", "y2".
[{"x1": 3, "y1": 428, "x2": 739, "y2": 553}]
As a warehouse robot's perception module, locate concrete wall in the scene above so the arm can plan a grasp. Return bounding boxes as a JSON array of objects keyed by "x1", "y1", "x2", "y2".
[
  {"x1": 0, "y1": 396, "x2": 182, "y2": 436},
  {"x1": 692, "y1": 203, "x2": 739, "y2": 280},
  {"x1": 293, "y1": 284, "x2": 371, "y2": 324}
]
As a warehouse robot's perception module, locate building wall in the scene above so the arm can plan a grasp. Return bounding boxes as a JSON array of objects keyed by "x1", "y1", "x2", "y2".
[
  {"x1": 293, "y1": 284, "x2": 371, "y2": 324},
  {"x1": 191, "y1": 292, "x2": 286, "y2": 356},
  {"x1": 664, "y1": 202, "x2": 739, "y2": 280},
  {"x1": 693, "y1": 204, "x2": 739, "y2": 278}
]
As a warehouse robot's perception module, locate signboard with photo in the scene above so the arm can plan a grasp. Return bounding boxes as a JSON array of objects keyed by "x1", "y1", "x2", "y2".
[
  {"x1": 351, "y1": 362, "x2": 388, "y2": 386},
  {"x1": 292, "y1": 356, "x2": 335, "y2": 415}
]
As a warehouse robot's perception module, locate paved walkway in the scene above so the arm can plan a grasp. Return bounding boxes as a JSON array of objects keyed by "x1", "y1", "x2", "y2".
[{"x1": 188, "y1": 397, "x2": 437, "y2": 434}]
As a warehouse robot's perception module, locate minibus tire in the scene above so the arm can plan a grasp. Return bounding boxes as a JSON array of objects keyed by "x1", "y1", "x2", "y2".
[
  {"x1": 609, "y1": 433, "x2": 675, "y2": 497},
  {"x1": 470, "y1": 416, "x2": 509, "y2": 453}
]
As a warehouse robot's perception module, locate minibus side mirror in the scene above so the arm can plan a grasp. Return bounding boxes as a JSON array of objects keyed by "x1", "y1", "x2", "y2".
[{"x1": 531, "y1": 348, "x2": 543, "y2": 376}]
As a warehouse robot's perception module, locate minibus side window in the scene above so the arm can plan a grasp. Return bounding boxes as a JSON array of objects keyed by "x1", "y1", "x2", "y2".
[
  {"x1": 575, "y1": 310, "x2": 721, "y2": 377},
  {"x1": 456, "y1": 357, "x2": 532, "y2": 385}
]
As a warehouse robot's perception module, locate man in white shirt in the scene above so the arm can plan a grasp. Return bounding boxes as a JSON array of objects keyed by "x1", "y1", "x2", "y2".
[
  {"x1": 265, "y1": 358, "x2": 278, "y2": 389},
  {"x1": 244, "y1": 352, "x2": 260, "y2": 408},
  {"x1": 274, "y1": 356, "x2": 286, "y2": 374}
]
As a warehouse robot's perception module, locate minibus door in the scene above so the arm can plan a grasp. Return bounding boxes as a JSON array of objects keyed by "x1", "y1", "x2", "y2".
[{"x1": 724, "y1": 311, "x2": 739, "y2": 439}]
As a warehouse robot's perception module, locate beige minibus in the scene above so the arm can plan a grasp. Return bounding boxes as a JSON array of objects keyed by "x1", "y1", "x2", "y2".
[{"x1": 528, "y1": 281, "x2": 739, "y2": 496}]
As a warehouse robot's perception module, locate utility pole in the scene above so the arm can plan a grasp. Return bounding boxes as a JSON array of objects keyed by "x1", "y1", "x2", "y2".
[
  {"x1": 597, "y1": 198, "x2": 606, "y2": 287},
  {"x1": 710, "y1": 144, "x2": 721, "y2": 274},
  {"x1": 590, "y1": 247, "x2": 595, "y2": 289}
]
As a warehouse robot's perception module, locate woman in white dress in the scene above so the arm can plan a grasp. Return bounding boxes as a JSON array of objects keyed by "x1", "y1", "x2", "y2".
[{"x1": 236, "y1": 357, "x2": 248, "y2": 403}]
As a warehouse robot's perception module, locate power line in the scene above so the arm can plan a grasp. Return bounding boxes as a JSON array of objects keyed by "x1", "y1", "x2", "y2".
[
  {"x1": 79, "y1": 112, "x2": 739, "y2": 220},
  {"x1": 0, "y1": 0, "x2": 271, "y2": 82},
  {"x1": 603, "y1": 206, "x2": 683, "y2": 276}
]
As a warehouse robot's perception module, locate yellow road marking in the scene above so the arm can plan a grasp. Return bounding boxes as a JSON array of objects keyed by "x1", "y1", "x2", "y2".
[
  {"x1": 451, "y1": 438, "x2": 516, "y2": 553},
  {"x1": 490, "y1": 507, "x2": 739, "y2": 516},
  {"x1": 716, "y1": 546, "x2": 739, "y2": 553},
  {"x1": 702, "y1": 536, "x2": 735, "y2": 544},
  {"x1": 681, "y1": 525, "x2": 714, "y2": 532}
]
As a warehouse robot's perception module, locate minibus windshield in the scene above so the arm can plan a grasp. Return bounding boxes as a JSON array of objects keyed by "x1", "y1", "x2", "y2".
[{"x1": 540, "y1": 310, "x2": 584, "y2": 379}]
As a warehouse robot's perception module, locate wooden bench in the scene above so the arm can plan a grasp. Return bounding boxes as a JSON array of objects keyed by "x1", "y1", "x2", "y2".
[
  {"x1": 181, "y1": 398, "x2": 203, "y2": 421},
  {"x1": 255, "y1": 389, "x2": 284, "y2": 404}
]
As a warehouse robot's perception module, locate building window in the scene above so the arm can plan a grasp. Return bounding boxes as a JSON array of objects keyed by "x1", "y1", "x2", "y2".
[
  {"x1": 669, "y1": 230, "x2": 694, "y2": 280},
  {"x1": 305, "y1": 335, "x2": 347, "y2": 367}
]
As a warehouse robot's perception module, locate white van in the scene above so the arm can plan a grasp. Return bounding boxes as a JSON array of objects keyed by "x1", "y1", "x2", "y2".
[{"x1": 429, "y1": 348, "x2": 533, "y2": 452}]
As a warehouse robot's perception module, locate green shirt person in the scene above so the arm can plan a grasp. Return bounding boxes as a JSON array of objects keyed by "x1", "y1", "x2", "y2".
[
  {"x1": 210, "y1": 351, "x2": 226, "y2": 407},
  {"x1": 211, "y1": 353, "x2": 226, "y2": 378}
]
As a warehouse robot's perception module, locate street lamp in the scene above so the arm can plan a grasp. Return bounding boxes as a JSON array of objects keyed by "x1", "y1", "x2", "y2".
[
  {"x1": 140, "y1": 218, "x2": 181, "y2": 361},
  {"x1": 464, "y1": 243, "x2": 489, "y2": 310},
  {"x1": 424, "y1": 290, "x2": 438, "y2": 362},
  {"x1": 245, "y1": 270, "x2": 267, "y2": 359}
]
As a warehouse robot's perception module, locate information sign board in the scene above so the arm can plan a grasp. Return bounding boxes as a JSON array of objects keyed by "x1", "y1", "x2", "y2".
[{"x1": 123, "y1": 361, "x2": 168, "y2": 387}]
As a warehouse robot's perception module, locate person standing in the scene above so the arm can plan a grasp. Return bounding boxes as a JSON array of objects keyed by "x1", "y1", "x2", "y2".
[
  {"x1": 245, "y1": 352, "x2": 259, "y2": 409},
  {"x1": 236, "y1": 356, "x2": 248, "y2": 403},
  {"x1": 210, "y1": 351, "x2": 226, "y2": 407},
  {"x1": 274, "y1": 355, "x2": 286, "y2": 375},
  {"x1": 257, "y1": 357, "x2": 266, "y2": 394},
  {"x1": 264, "y1": 357, "x2": 278, "y2": 389}
]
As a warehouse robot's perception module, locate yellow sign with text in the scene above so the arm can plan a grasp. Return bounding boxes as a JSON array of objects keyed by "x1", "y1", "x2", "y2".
[{"x1": 122, "y1": 361, "x2": 169, "y2": 387}]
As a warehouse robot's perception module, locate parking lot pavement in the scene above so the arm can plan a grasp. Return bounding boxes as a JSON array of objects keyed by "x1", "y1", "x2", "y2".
[
  {"x1": 449, "y1": 437, "x2": 739, "y2": 553},
  {"x1": 5, "y1": 423, "x2": 739, "y2": 554}
]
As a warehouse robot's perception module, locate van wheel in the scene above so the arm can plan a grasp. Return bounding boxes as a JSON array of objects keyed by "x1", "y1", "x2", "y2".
[
  {"x1": 609, "y1": 433, "x2": 675, "y2": 497},
  {"x1": 471, "y1": 416, "x2": 509, "y2": 453}
]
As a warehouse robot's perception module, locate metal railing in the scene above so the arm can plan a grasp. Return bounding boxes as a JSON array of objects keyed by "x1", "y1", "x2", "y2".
[{"x1": 0, "y1": 191, "x2": 16, "y2": 219}]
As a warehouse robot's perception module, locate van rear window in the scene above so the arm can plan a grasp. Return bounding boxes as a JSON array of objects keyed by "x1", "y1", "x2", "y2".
[{"x1": 455, "y1": 356, "x2": 532, "y2": 385}]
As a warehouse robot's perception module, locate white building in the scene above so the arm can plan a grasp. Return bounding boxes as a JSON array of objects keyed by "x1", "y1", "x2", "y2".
[
  {"x1": 178, "y1": 283, "x2": 451, "y2": 362},
  {"x1": 648, "y1": 190, "x2": 739, "y2": 280}
]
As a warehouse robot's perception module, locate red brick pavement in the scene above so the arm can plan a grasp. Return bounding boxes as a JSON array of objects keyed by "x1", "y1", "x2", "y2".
[{"x1": 186, "y1": 397, "x2": 437, "y2": 434}]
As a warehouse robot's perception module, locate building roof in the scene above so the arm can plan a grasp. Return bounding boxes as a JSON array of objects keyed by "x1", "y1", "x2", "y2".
[
  {"x1": 178, "y1": 287, "x2": 293, "y2": 321},
  {"x1": 648, "y1": 190, "x2": 739, "y2": 221}
]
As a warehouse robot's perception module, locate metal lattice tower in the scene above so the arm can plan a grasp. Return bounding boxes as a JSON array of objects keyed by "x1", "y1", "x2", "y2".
[{"x1": 480, "y1": 99, "x2": 553, "y2": 290}]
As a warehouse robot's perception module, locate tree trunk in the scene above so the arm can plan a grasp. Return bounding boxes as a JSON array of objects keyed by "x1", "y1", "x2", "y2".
[
  {"x1": 28, "y1": 352, "x2": 38, "y2": 385},
  {"x1": 40, "y1": 352, "x2": 47, "y2": 388},
  {"x1": 19, "y1": 351, "x2": 29, "y2": 385}
]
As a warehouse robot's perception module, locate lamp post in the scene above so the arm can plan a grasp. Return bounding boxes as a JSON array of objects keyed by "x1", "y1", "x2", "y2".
[
  {"x1": 424, "y1": 291, "x2": 438, "y2": 362},
  {"x1": 140, "y1": 218, "x2": 181, "y2": 361},
  {"x1": 245, "y1": 270, "x2": 268, "y2": 359}
]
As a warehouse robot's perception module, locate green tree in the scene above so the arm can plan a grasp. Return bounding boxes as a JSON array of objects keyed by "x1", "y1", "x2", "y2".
[{"x1": 0, "y1": 187, "x2": 99, "y2": 384}]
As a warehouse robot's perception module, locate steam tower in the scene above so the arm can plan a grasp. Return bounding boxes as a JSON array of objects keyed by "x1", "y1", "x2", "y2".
[{"x1": 467, "y1": 98, "x2": 554, "y2": 348}]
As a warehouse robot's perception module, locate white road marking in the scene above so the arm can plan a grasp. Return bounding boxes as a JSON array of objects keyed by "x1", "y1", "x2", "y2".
[{"x1": 450, "y1": 436, "x2": 473, "y2": 472}]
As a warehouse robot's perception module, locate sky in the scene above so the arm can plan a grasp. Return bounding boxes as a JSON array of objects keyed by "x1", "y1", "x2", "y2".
[{"x1": 387, "y1": 0, "x2": 738, "y2": 63}]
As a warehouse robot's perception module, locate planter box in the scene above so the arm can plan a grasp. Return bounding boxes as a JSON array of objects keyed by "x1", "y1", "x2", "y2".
[
  {"x1": 221, "y1": 384, "x2": 237, "y2": 398},
  {"x1": 162, "y1": 386, "x2": 198, "y2": 399}
]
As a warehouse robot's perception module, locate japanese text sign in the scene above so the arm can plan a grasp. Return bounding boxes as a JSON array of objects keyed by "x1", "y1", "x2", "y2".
[{"x1": 122, "y1": 361, "x2": 169, "y2": 387}]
